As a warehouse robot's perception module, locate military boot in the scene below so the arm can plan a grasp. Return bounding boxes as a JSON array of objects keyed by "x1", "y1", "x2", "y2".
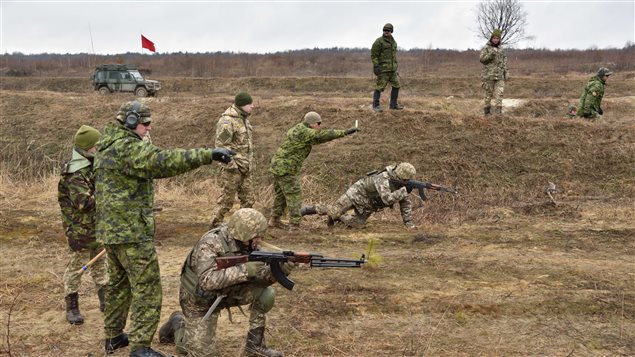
[
  {"x1": 493, "y1": 106, "x2": 503, "y2": 115},
  {"x1": 483, "y1": 106, "x2": 491, "y2": 116},
  {"x1": 129, "y1": 347, "x2": 170, "y2": 357},
  {"x1": 159, "y1": 311, "x2": 185, "y2": 344},
  {"x1": 268, "y1": 216, "x2": 288, "y2": 229},
  {"x1": 300, "y1": 206, "x2": 318, "y2": 216},
  {"x1": 65, "y1": 292, "x2": 84, "y2": 325},
  {"x1": 97, "y1": 286, "x2": 106, "y2": 312},
  {"x1": 105, "y1": 333, "x2": 129, "y2": 354},
  {"x1": 389, "y1": 88, "x2": 404, "y2": 110},
  {"x1": 244, "y1": 327, "x2": 283, "y2": 357},
  {"x1": 372, "y1": 90, "x2": 383, "y2": 112}
]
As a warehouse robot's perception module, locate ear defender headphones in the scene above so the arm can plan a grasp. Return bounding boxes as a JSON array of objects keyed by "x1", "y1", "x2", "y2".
[{"x1": 125, "y1": 101, "x2": 142, "y2": 129}]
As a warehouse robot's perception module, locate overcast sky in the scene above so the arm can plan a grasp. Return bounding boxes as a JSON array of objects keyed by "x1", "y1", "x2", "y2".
[{"x1": 1, "y1": 1, "x2": 633, "y2": 54}]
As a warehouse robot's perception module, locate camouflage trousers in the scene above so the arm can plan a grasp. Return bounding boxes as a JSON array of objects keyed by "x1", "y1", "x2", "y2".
[
  {"x1": 482, "y1": 79, "x2": 505, "y2": 107},
  {"x1": 211, "y1": 168, "x2": 254, "y2": 225},
  {"x1": 175, "y1": 285, "x2": 275, "y2": 357},
  {"x1": 103, "y1": 241, "x2": 162, "y2": 351},
  {"x1": 315, "y1": 194, "x2": 372, "y2": 228},
  {"x1": 272, "y1": 174, "x2": 303, "y2": 225},
  {"x1": 63, "y1": 246, "x2": 108, "y2": 295},
  {"x1": 375, "y1": 71, "x2": 400, "y2": 91}
]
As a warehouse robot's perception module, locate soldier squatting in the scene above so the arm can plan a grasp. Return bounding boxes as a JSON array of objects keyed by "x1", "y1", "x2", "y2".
[{"x1": 57, "y1": 23, "x2": 614, "y2": 357}]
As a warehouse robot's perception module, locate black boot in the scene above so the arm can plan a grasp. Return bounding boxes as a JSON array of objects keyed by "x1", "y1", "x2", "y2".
[
  {"x1": 97, "y1": 286, "x2": 106, "y2": 312},
  {"x1": 300, "y1": 206, "x2": 318, "y2": 216},
  {"x1": 105, "y1": 333, "x2": 129, "y2": 354},
  {"x1": 245, "y1": 327, "x2": 283, "y2": 357},
  {"x1": 129, "y1": 347, "x2": 170, "y2": 357},
  {"x1": 159, "y1": 311, "x2": 185, "y2": 344},
  {"x1": 389, "y1": 88, "x2": 404, "y2": 110},
  {"x1": 484, "y1": 106, "x2": 491, "y2": 116},
  {"x1": 372, "y1": 90, "x2": 383, "y2": 112},
  {"x1": 65, "y1": 292, "x2": 84, "y2": 325}
]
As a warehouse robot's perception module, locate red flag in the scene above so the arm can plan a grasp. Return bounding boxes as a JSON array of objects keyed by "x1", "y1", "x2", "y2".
[{"x1": 141, "y1": 35, "x2": 155, "y2": 52}]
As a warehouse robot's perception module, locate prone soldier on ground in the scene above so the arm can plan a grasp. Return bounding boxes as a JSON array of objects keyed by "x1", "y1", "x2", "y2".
[
  {"x1": 578, "y1": 67, "x2": 612, "y2": 120},
  {"x1": 94, "y1": 100, "x2": 235, "y2": 357},
  {"x1": 210, "y1": 92, "x2": 256, "y2": 228},
  {"x1": 371, "y1": 23, "x2": 404, "y2": 112},
  {"x1": 58, "y1": 125, "x2": 108, "y2": 325},
  {"x1": 268, "y1": 111, "x2": 358, "y2": 230},
  {"x1": 479, "y1": 28, "x2": 508, "y2": 116}
]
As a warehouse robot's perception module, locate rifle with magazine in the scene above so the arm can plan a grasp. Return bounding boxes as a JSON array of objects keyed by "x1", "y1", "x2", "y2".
[
  {"x1": 389, "y1": 178, "x2": 458, "y2": 201},
  {"x1": 215, "y1": 250, "x2": 366, "y2": 290}
]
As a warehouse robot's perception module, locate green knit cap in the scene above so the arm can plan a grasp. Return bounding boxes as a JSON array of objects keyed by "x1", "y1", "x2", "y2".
[
  {"x1": 74, "y1": 125, "x2": 101, "y2": 150},
  {"x1": 235, "y1": 92, "x2": 253, "y2": 107},
  {"x1": 491, "y1": 28, "x2": 502, "y2": 38}
]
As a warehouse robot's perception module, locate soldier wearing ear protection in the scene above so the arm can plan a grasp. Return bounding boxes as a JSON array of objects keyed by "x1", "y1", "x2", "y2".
[{"x1": 94, "y1": 101, "x2": 235, "y2": 357}]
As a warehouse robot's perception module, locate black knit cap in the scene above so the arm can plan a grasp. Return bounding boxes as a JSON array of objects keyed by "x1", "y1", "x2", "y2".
[{"x1": 235, "y1": 92, "x2": 253, "y2": 107}]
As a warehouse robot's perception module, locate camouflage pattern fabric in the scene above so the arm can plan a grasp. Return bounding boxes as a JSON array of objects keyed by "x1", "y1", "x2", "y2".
[
  {"x1": 371, "y1": 35, "x2": 398, "y2": 73},
  {"x1": 174, "y1": 226, "x2": 278, "y2": 356},
  {"x1": 577, "y1": 75, "x2": 606, "y2": 119},
  {"x1": 94, "y1": 122, "x2": 216, "y2": 245},
  {"x1": 315, "y1": 166, "x2": 413, "y2": 227},
  {"x1": 58, "y1": 149, "x2": 99, "y2": 251},
  {"x1": 63, "y1": 247, "x2": 107, "y2": 295},
  {"x1": 375, "y1": 71, "x2": 401, "y2": 92},
  {"x1": 271, "y1": 174, "x2": 303, "y2": 225},
  {"x1": 211, "y1": 105, "x2": 255, "y2": 224},
  {"x1": 270, "y1": 122, "x2": 346, "y2": 177},
  {"x1": 482, "y1": 80, "x2": 506, "y2": 107},
  {"x1": 103, "y1": 241, "x2": 161, "y2": 351}
]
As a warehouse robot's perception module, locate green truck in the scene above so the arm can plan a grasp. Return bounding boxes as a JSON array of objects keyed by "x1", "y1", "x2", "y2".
[{"x1": 92, "y1": 64, "x2": 161, "y2": 97}]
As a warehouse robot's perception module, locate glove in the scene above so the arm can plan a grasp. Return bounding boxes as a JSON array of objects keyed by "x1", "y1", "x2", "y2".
[
  {"x1": 598, "y1": 107, "x2": 603, "y2": 115},
  {"x1": 373, "y1": 65, "x2": 381, "y2": 76},
  {"x1": 281, "y1": 262, "x2": 297, "y2": 276},
  {"x1": 404, "y1": 181, "x2": 416, "y2": 193},
  {"x1": 212, "y1": 148, "x2": 235, "y2": 164},
  {"x1": 244, "y1": 262, "x2": 265, "y2": 278},
  {"x1": 344, "y1": 127, "x2": 359, "y2": 135}
]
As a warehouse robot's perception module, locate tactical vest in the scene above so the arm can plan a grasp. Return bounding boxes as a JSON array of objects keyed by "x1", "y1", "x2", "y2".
[
  {"x1": 180, "y1": 227, "x2": 231, "y2": 300},
  {"x1": 362, "y1": 168, "x2": 392, "y2": 207}
]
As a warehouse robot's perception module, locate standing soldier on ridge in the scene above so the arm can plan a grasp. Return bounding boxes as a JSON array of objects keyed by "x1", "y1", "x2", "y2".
[
  {"x1": 210, "y1": 92, "x2": 256, "y2": 228},
  {"x1": 479, "y1": 28, "x2": 508, "y2": 116},
  {"x1": 371, "y1": 23, "x2": 404, "y2": 112},
  {"x1": 269, "y1": 111, "x2": 358, "y2": 230},
  {"x1": 578, "y1": 67, "x2": 612, "y2": 120},
  {"x1": 58, "y1": 125, "x2": 108, "y2": 325},
  {"x1": 94, "y1": 101, "x2": 234, "y2": 357}
]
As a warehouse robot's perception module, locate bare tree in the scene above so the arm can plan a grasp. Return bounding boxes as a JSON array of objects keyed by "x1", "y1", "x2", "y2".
[{"x1": 475, "y1": 0, "x2": 530, "y2": 45}]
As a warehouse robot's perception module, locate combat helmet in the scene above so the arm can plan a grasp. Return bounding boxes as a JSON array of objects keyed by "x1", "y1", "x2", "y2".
[
  {"x1": 394, "y1": 162, "x2": 416, "y2": 180},
  {"x1": 226, "y1": 208, "x2": 268, "y2": 242},
  {"x1": 115, "y1": 101, "x2": 152, "y2": 126},
  {"x1": 597, "y1": 67, "x2": 612, "y2": 77},
  {"x1": 383, "y1": 23, "x2": 394, "y2": 32}
]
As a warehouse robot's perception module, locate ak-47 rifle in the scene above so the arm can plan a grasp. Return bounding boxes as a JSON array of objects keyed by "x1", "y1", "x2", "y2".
[
  {"x1": 215, "y1": 251, "x2": 366, "y2": 290},
  {"x1": 389, "y1": 178, "x2": 458, "y2": 201}
]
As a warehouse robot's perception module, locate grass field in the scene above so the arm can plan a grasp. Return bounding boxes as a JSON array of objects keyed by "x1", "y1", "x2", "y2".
[{"x1": 0, "y1": 73, "x2": 633, "y2": 356}]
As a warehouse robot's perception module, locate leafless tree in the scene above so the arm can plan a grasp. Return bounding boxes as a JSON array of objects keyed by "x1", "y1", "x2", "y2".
[{"x1": 475, "y1": 0, "x2": 531, "y2": 46}]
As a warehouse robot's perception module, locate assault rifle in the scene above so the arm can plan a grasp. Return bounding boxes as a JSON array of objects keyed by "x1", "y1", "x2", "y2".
[
  {"x1": 389, "y1": 179, "x2": 458, "y2": 201},
  {"x1": 215, "y1": 251, "x2": 366, "y2": 290}
]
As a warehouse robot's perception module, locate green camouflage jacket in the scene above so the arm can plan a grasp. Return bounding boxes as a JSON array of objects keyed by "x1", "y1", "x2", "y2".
[
  {"x1": 578, "y1": 75, "x2": 605, "y2": 118},
  {"x1": 94, "y1": 122, "x2": 215, "y2": 245},
  {"x1": 270, "y1": 122, "x2": 346, "y2": 176},
  {"x1": 58, "y1": 149, "x2": 98, "y2": 251},
  {"x1": 371, "y1": 35, "x2": 398, "y2": 73},
  {"x1": 479, "y1": 41, "x2": 508, "y2": 81},
  {"x1": 215, "y1": 104, "x2": 253, "y2": 173}
]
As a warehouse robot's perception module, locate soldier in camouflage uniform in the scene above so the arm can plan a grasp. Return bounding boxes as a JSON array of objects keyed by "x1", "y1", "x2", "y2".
[
  {"x1": 210, "y1": 92, "x2": 256, "y2": 228},
  {"x1": 269, "y1": 112, "x2": 358, "y2": 229},
  {"x1": 301, "y1": 163, "x2": 417, "y2": 229},
  {"x1": 158, "y1": 208, "x2": 292, "y2": 357},
  {"x1": 95, "y1": 101, "x2": 234, "y2": 357},
  {"x1": 58, "y1": 125, "x2": 108, "y2": 325},
  {"x1": 371, "y1": 23, "x2": 403, "y2": 112},
  {"x1": 578, "y1": 67, "x2": 612, "y2": 120},
  {"x1": 479, "y1": 28, "x2": 508, "y2": 116}
]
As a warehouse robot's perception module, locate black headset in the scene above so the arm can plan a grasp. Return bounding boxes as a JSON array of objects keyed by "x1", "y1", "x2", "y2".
[{"x1": 124, "y1": 101, "x2": 142, "y2": 129}]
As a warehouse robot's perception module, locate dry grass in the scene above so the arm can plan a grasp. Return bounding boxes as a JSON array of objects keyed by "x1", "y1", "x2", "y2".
[{"x1": 1, "y1": 74, "x2": 634, "y2": 356}]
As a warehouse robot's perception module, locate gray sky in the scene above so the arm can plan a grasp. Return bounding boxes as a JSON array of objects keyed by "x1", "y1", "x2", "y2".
[{"x1": 1, "y1": 1, "x2": 633, "y2": 54}]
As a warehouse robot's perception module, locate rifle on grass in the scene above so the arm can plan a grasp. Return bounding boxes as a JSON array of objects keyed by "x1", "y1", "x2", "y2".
[
  {"x1": 389, "y1": 179, "x2": 458, "y2": 201},
  {"x1": 215, "y1": 251, "x2": 366, "y2": 290}
]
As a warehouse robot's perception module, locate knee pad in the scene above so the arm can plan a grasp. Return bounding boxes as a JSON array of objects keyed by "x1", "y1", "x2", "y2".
[{"x1": 252, "y1": 287, "x2": 276, "y2": 313}]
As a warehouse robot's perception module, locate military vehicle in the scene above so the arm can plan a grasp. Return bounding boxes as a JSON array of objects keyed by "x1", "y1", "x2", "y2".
[{"x1": 92, "y1": 64, "x2": 161, "y2": 97}]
